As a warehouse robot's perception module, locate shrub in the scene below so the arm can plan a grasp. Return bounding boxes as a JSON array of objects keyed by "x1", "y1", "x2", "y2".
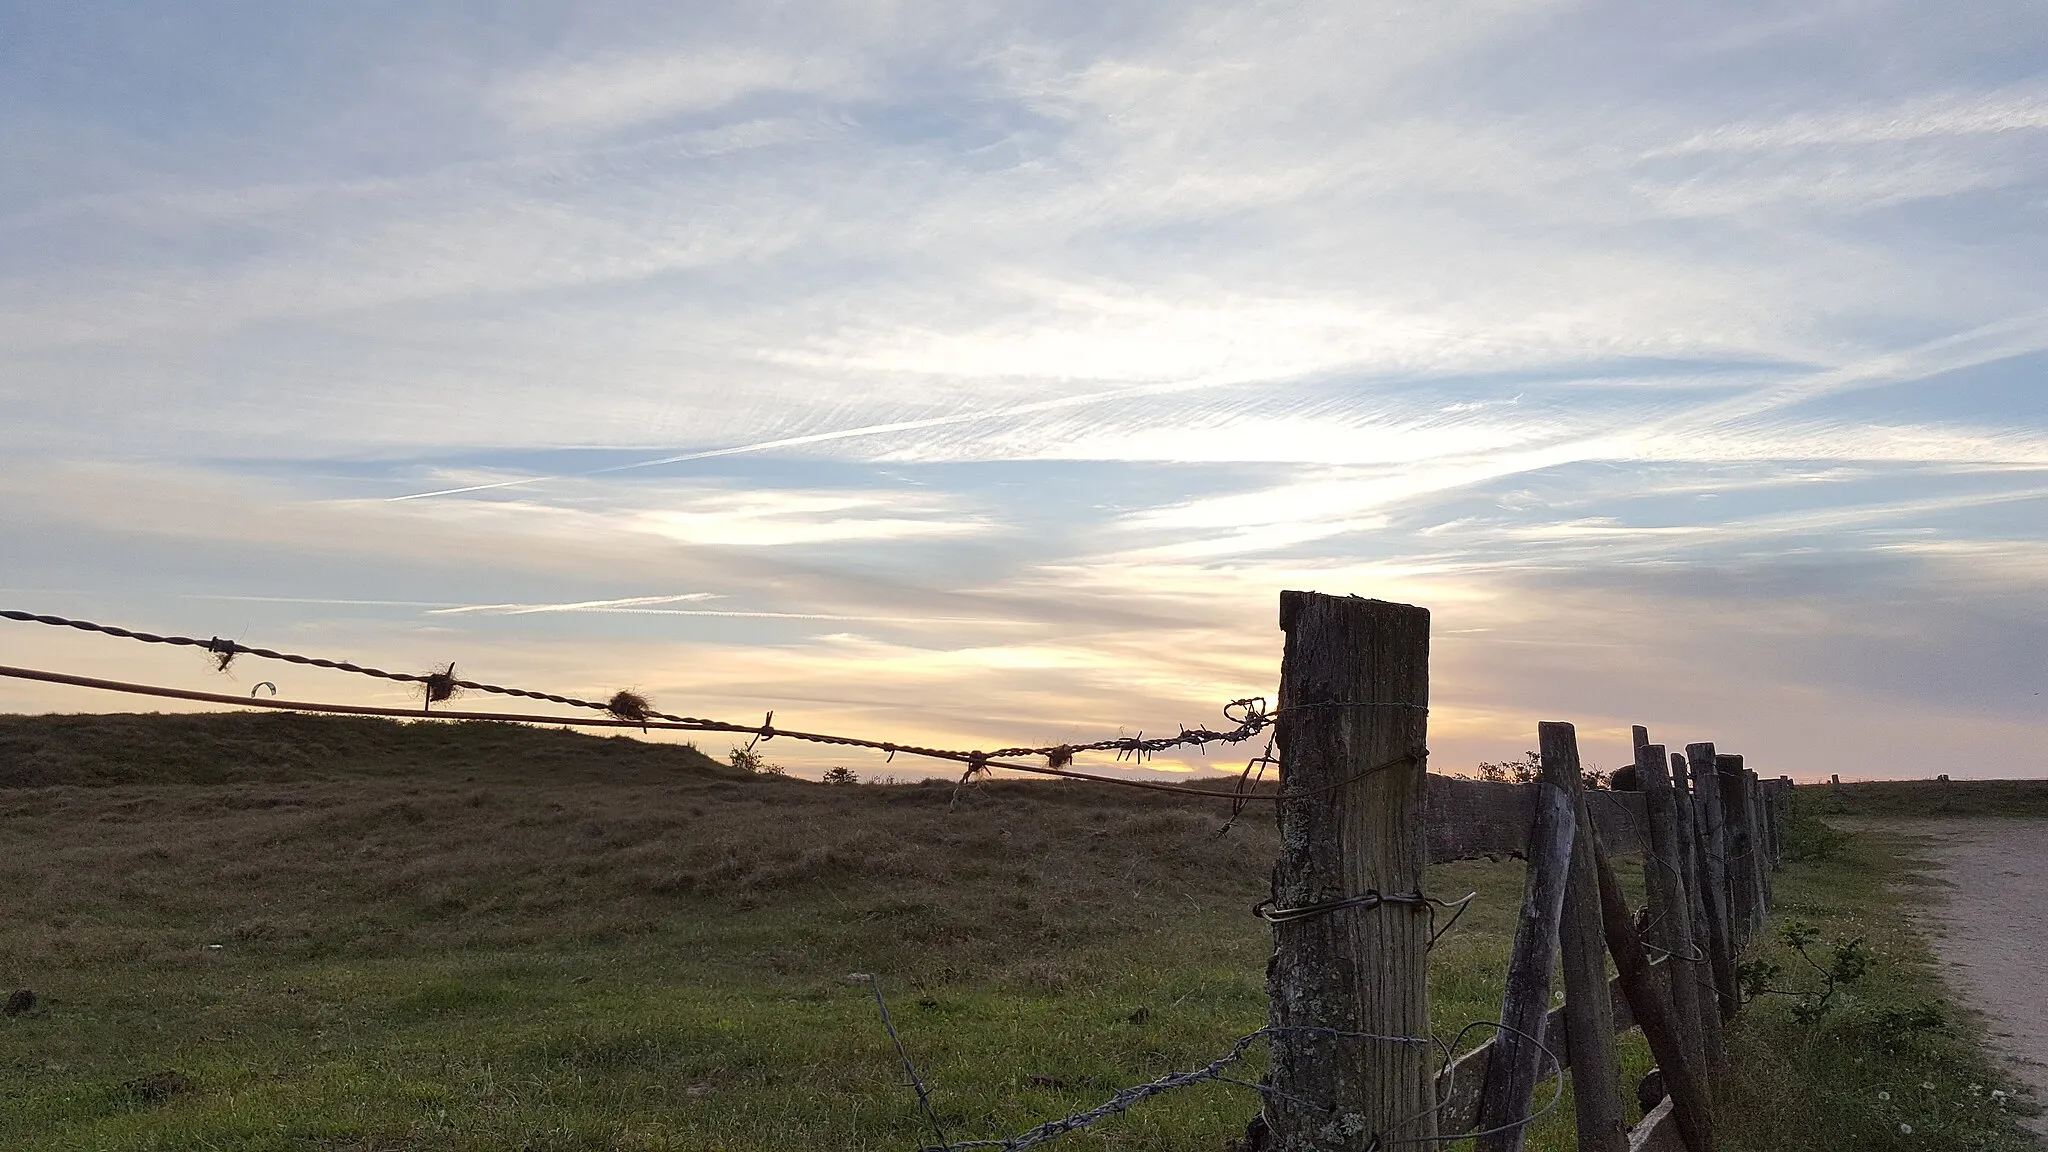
[
  {"x1": 728, "y1": 746, "x2": 785, "y2": 776},
  {"x1": 1475, "y1": 750, "x2": 1541, "y2": 784}
]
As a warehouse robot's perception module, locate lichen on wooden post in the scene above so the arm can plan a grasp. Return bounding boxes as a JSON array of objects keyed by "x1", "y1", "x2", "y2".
[{"x1": 1265, "y1": 592, "x2": 1434, "y2": 1150}]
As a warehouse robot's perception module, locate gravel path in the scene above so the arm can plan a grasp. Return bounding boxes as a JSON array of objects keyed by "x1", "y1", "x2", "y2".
[{"x1": 1910, "y1": 818, "x2": 2048, "y2": 1137}]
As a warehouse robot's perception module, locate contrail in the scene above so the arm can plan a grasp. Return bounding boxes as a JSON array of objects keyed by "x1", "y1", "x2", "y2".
[
  {"x1": 386, "y1": 379, "x2": 1219, "y2": 501},
  {"x1": 435, "y1": 606, "x2": 1033, "y2": 624},
  {"x1": 425, "y1": 594, "x2": 716, "y2": 616}
]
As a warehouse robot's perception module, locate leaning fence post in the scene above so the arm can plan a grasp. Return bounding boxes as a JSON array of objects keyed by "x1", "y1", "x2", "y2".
[
  {"x1": 1591, "y1": 832, "x2": 1715, "y2": 1152},
  {"x1": 1672, "y1": 751, "x2": 1726, "y2": 1070},
  {"x1": 1476, "y1": 781, "x2": 1576, "y2": 1152},
  {"x1": 1266, "y1": 592, "x2": 1434, "y2": 1150},
  {"x1": 1537, "y1": 722, "x2": 1627, "y2": 1152},
  {"x1": 1639, "y1": 743, "x2": 1709, "y2": 1094},
  {"x1": 1688, "y1": 743, "x2": 1738, "y2": 1020}
]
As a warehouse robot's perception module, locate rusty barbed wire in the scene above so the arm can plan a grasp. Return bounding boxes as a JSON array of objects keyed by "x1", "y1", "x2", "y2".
[{"x1": 1, "y1": 609, "x2": 1436, "y2": 803}]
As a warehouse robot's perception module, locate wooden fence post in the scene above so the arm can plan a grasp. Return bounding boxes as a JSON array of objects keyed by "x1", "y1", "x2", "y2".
[
  {"x1": 1716, "y1": 754, "x2": 1761, "y2": 944},
  {"x1": 1672, "y1": 751, "x2": 1726, "y2": 1071},
  {"x1": 1638, "y1": 744, "x2": 1709, "y2": 1095},
  {"x1": 1688, "y1": 743, "x2": 1738, "y2": 1021},
  {"x1": 1773, "y1": 777, "x2": 1793, "y2": 869},
  {"x1": 1590, "y1": 833, "x2": 1715, "y2": 1152},
  {"x1": 1747, "y1": 770, "x2": 1774, "y2": 909},
  {"x1": 1267, "y1": 593, "x2": 1434, "y2": 1150},
  {"x1": 1757, "y1": 778, "x2": 1776, "y2": 874},
  {"x1": 1476, "y1": 782, "x2": 1576, "y2": 1152},
  {"x1": 1537, "y1": 722, "x2": 1627, "y2": 1152}
]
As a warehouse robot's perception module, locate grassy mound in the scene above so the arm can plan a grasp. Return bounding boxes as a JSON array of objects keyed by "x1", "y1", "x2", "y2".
[{"x1": 0, "y1": 711, "x2": 733, "y2": 788}]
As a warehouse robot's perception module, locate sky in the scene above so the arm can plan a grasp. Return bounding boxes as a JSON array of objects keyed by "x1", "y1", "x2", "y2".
[{"x1": 3, "y1": 1, "x2": 2045, "y2": 782}]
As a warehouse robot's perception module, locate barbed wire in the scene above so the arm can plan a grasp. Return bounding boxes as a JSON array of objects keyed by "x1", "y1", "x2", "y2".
[
  {"x1": 866, "y1": 975, "x2": 952, "y2": 1150},
  {"x1": 863, "y1": 978, "x2": 1562, "y2": 1152},
  {"x1": 0, "y1": 609, "x2": 1431, "y2": 803},
  {"x1": 0, "y1": 609, "x2": 1282, "y2": 759}
]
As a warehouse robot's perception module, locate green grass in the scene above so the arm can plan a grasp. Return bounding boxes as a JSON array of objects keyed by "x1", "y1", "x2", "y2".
[
  {"x1": 1712, "y1": 798, "x2": 2041, "y2": 1151},
  {"x1": 0, "y1": 713, "x2": 2029, "y2": 1150}
]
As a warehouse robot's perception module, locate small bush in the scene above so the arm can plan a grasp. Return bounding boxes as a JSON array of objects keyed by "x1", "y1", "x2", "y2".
[{"x1": 1475, "y1": 751, "x2": 1540, "y2": 784}]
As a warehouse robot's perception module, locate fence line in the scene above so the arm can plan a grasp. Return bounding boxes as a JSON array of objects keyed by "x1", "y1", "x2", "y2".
[
  {"x1": 0, "y1": 607, "x2": 1278, "y2": 774},
  {"x1": 2, "y1": 598, "x2": 1795, "y2": 1152}
]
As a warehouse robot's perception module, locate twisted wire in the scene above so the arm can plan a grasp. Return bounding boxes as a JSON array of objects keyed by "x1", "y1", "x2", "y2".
[{"x1": 2, "y1": 609, "x2": 1434, "y2": 803}]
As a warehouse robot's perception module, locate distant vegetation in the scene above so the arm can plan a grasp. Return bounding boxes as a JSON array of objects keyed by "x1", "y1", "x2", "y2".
[{"x1": 1802, "y1": 778, "x2": 2048, "y2": 821}]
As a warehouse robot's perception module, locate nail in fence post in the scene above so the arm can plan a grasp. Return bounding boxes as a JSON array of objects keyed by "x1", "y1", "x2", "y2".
[
  {"x1": 1475, "y1": 780, "x2": 1576, "y2": 1152},
  {"x1": 1688, "y1": 743, "x2": 1739, "y2": 1020},
  {"x1": 1267, "y1": 592, "x2": 1434, "y2": 1150},
  {"x1": 1639, "y1": 743, "x2": 1709, "y2": 1093},
  {"x1": 1672, "y1": 751, "x2": 1726, "y2": 1070},
  {"x1": 1536, "y1": 722, "x2": 1627, "y2": 1152}
]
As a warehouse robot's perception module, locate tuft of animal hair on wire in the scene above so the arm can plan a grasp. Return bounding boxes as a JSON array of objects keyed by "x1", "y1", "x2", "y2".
[
  {"x1": 421, "y1": 662, "x2": 460, "y2": 710},
  {"x1": 606, "y1": 689, "x2": 652, "y2": 725}
]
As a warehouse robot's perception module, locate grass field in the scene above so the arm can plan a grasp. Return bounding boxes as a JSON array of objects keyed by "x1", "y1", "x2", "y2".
[{"x1": 0, "y1": 713, "x2": 2033, "y2": 1150}]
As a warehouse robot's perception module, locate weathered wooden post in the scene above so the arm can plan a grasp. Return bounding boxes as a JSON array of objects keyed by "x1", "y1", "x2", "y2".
[
  {"x1": 1591, "y1": 834, "x2": 1715, "y2": 1152},
  {"x1": 1757, "y1": 778, "x2": 1777, "y2": 873},
  {"x1": 1538, "y1": 722, "x2": 1627, "y2": 1152},
  {"x1": 1476, "y1": 782, "x2": 1576, "y2": 1152},
  {"x1": 1716, "y1": 754, "x2": 1762, "y2": 944},
  {"x1": 1672, "y1": 751, "x2": 1726, "y2": 1070},
  {"x1": 1774, "y1": 776, "x2": 1794, "y2": 869},
  {"x1": 1747, "y1": 770, "x2": 1774, "y2": 909},
  {"x1": 1639, "y1": 744, "x2": 1709, "y2": 1092},
  {"x1": 1267, "y1": 593, "x2": 1434, "y2": 1150},
  {"x1": 1688, "y1": 743, "x2": 1739, "y2": 1020}
]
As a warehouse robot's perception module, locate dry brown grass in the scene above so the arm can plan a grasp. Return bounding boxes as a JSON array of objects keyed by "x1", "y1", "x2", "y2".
[{"x1": 0, "y1": 713, "x2": 1276, "y2": 983}]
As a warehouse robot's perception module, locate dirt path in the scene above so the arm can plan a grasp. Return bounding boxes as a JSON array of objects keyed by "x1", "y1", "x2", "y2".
[{"x1": 1906, "y1": 818, "x2": 2048, "y2": 1136}]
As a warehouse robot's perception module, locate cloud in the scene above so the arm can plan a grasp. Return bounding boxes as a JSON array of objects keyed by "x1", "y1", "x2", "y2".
[
  {"x1": 1649, "y1": 86, "x2": 2048, "y2": 156},
  {"x1": 495, "y1": 47, "x2": 867, "y2": 135},
  {"x1": 5, "y1": 1, "x2": 2048, "y2": 781}
]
